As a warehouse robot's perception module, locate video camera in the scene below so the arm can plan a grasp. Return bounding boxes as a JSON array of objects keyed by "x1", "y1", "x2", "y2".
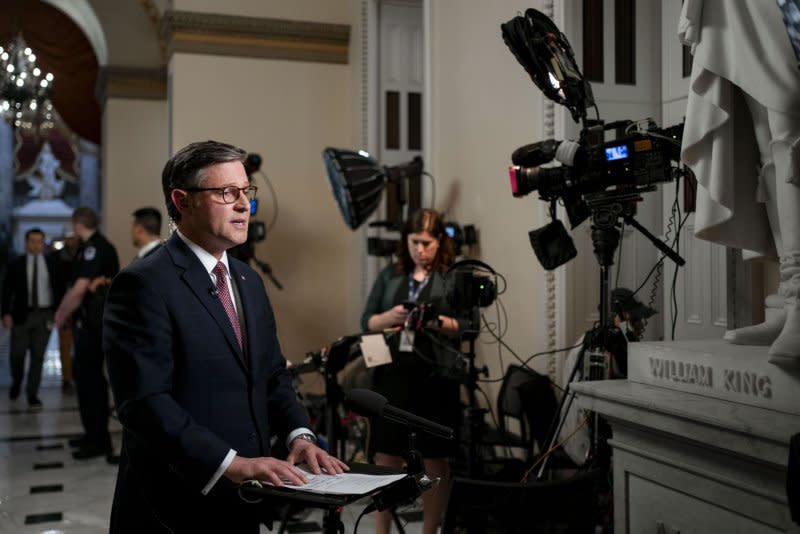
[
  {"x1": 228, "y1": 152, "x2": 284, "y2": 289},
  {"x1": 501, "y1": 8, "x2": 687, "y2": 270},
  {"x1": 509, "y1": 121, "x2": 684, "y2": 229},
  {"x1": 367, "y1": 220, "x2": 476, "y2": 258},
  {"x1": 510, "y1": 123, "x2": 683, "y2": 200},
  {"x1": 244, "y1": 153, "x2": 267, "y2": 246},
  {"x1": 444, "y1": 222, "x2": 477, "y2": 256}
]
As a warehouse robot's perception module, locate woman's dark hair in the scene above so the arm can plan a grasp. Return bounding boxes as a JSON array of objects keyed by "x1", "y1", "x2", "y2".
[
  {"x1": 161, "y1": 140, "x2": 247, "y2": 222},
  {"x1": 396, "y1": 208, "x2": 455, "y2": 275}
]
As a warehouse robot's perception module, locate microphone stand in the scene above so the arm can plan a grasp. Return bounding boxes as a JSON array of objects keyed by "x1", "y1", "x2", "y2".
[
  {"x1": 461, "y1": 307, "x2": 488, "y2": 479},
  {"x1": 367, "y1": 430, "x2": 436, "y2": 534}
]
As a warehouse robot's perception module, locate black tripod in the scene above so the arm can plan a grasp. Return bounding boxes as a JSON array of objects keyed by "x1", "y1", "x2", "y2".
[
  {"x1": 291, "y1": 336, "x2": 362, "y2": 459},
  {"x1": 536, "y1": 190, "x2": 684, "y2": 479},
  {"x1": 459, "y1": 307, "x2": 490, "y2": 479},
  {"x1": 228, "y1": 242, "x2": 284, "y2": 289},
  {"x1": 278, "y1": 336, "x2": 362, "y2": 533}
]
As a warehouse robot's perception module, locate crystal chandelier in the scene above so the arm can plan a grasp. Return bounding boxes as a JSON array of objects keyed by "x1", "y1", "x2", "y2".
[{"x1": 0, "y1": 33, "x2": 55, "y2": 133}]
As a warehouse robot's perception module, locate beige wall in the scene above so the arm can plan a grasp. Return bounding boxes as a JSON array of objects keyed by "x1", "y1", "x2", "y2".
[
  {"x1": 99, "y1": 0, "x2": 555, "y2": 392},
  {"x1": 168, "y1": 52, "x2": 358, "y2": 368},
  {"x1": 102, "y1": 98, "x2": 169, "y2": 265},
  {"x1": 427, "y1": 0, "x2": 552, "y2": 390}
]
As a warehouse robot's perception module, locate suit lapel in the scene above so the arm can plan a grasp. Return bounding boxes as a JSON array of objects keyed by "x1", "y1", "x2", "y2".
[{"x1": 165, "y1": 235, "x2": 248, "y2": 373}]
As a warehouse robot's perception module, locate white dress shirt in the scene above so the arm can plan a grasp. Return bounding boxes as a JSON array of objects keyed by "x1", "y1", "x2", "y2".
[
  {"x1": 26, "y1": 254, "x2": 53, "y2": 308},
  {"x1": 136, "y1": 239, "x2": 161, "y2": 259}
]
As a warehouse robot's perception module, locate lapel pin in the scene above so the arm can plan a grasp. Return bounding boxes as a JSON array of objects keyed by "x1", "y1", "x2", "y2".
[{"x1": 241, "y1": 274, "x2": 246, "y2": 280}]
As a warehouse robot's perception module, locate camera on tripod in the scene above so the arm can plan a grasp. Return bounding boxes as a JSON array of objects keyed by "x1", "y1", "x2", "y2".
[
  {"x1": 508, "y1": 122, "x2": 684, "y2": 202},
  {"x1": 366, "y1": 219, "x2": 477, "y2": 258},
  {"x1": 501, "y1": 7, "x2": 688, "y2": 271},
  {"x1": 229, "y1": 152, "x2": 267, "y2": 262},
  {"x1": 448, "y1": 265, "x2": 497, "y2": 312},
  {"x1": 501, "y1": 8, "x2": 688, "y2": 480}
]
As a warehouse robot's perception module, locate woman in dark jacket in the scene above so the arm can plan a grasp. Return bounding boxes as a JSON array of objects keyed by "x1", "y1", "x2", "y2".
[{"x1": 361, "y1": 208, "x2": 463, "y2": 534}]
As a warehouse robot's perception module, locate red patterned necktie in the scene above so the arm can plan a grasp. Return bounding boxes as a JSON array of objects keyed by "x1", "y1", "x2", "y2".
[{"x1": 212, "y1": 261, "x2": 242, "y2": 349}]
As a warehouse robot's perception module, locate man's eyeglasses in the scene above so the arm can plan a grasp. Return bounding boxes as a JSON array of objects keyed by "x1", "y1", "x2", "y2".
[{"x1": 183, "y1": 185, "x2": 258, "y2": 204}]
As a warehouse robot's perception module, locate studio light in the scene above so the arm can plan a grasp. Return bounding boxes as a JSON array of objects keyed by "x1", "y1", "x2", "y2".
[
  {"x1": 322, "y1": 147, "x2": 423, "y2": 230},
  {"x1": 0, "y1": 33, "x2": 55, "y2": 134}
]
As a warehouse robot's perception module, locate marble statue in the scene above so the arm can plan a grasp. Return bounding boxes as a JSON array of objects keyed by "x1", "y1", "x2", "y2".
[
  {"x1": 679, "y1": 0, "x2": 800, "y2": 365},
  {"x1": 25, "y1": 142, "x2": 65, "y2": 200}
]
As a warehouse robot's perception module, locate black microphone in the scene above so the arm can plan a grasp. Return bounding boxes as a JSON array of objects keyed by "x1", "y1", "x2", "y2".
[
  {"x1": 511, "y1": 139, "x2": 560, "y2": 167},
  {"x1": 346, "y1": 389, "x2": 453, "y2": 440},
  {"x1": 209, "y1": 287, "x2": 218, "y2": 298}
]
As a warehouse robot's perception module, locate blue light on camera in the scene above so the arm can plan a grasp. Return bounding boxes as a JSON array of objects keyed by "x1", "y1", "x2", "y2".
[
  {"x1": 605, "y1": 144, "x2": 629, "y2": 161},
  {"x1": 445, "y1": 226, "x2": 455, "y2": 238},
  {"x1": 249, "y1": 199, "x2": 258, "y2": 215}
]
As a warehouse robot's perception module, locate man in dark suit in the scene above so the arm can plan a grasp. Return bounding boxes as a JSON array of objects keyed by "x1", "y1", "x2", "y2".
[
  {"x1": 102, "y1": 140, "x2": 347, "y2": 533},
  {"x1": 2, "y1": 228, "x2": 64, "y2": 409},
  {"x1": 130, "y1": 206, "x2": 162, "y2": 262}
]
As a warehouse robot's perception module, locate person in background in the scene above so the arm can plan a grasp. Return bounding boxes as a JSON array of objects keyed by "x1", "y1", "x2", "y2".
[
  {"x1": 2, "y1": 228, "x2": 64, "y2": 410},
  {"x1": 55, "y1": 228, "x2": 80, "y2": 394},
  {"x1": 361, "y1": 208, "x2": 463, "y2": 534},
  {"x1": 130, "y1": 207, "x2": 162, "y2": 262},
  {"x1": 103, "y1": 140, "x2": 347, "y2": 533},
  {"x1": 610, "y1": 287, "x2": 658, "y2": 344},
  {"x1": 55, "y1": 208, "x2": 120, "y2": 461}
]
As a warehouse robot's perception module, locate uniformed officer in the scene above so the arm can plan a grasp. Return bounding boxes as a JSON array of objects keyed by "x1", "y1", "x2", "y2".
[{"x1": 55, "y1": 207, "x2": 120, "y2": 461}]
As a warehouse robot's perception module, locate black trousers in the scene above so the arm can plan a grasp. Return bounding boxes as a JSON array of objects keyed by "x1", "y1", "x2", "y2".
[
  {"x1": 74, "y1": 322, "x2": 111, "y2": 450},
  {"x1": 9, "y1": 308, "x2": 53, "y2": 399}
]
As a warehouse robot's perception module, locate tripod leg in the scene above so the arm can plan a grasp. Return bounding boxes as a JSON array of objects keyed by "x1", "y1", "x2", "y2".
[
  {"x1": 536, "y1": 390, "x2": 577, "y2": 479},
  {"x1": 277, "y1": 504, "x2": 294, "y2": 534},
  {"x1": 322, "y1": 508, "x2": 345, "y2": 534},
  {"x1": 391, "y1": 509, "x2": 407, "y2": 533},
  {"x1": 536, "y1": 335, "x2": 594, "y2": 479}
]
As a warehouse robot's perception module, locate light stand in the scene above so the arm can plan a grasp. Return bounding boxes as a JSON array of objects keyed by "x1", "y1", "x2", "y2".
[
  {"x1": 228, "y1": 242, "x2": 283, "y2": 290},
  {"x1": 536, "y1": 190, "x2": 685, "y2": 479},
  {"x1": 291, "y1": 336, "x2": 361, "y2": 459},
  {"x1": 460, "y1": 307, "x2": 489, "y2": 479},
  {"x1": 322, "y1": 336, "x2": 367, "y2": 461}
]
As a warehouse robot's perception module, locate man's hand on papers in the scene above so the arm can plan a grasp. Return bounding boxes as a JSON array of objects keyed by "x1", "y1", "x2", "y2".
[
  {"x1": 286, "y1": 438, "x2": 349, "y2": 476},
  {"x1": 225, "y1": 456, "x2": 309, "y2": 487}
]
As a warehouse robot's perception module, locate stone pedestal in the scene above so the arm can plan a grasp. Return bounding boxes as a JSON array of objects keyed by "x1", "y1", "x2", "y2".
[{"x1": 572, "y1": 340, "x2": 800, "y2": 533}]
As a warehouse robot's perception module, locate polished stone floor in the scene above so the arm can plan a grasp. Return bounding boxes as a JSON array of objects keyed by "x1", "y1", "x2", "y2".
[{"x1": 0, "y1": 328, "x2": 423, "y2": 533}]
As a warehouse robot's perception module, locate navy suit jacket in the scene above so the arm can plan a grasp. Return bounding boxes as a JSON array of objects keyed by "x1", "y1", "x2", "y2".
[
  {"x1": 1, "y1": 253, "x2": 64, "y2": 324},
  {"x1": 103, "y1": 234, "x2": 308, "y2": 533}
]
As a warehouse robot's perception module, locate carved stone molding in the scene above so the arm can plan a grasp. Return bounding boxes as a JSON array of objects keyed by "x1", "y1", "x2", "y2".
[
  {"x1": 95, "y1": 66, "x2": 168, "y2": 104},
  {"x1": 543, "y1": 0, "x2": 559, "y2": 378},
  {"x1": 139, "y1": 0, "x2": 167, "y2": 63},
  {"x1": 160, "y1": 10, "x2": 350, "y2": 64}
]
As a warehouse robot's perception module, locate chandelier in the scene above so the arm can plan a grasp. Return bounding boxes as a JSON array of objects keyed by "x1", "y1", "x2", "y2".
[{"x1": 0, "y1": 33, "x2": 55, "y2": 134}]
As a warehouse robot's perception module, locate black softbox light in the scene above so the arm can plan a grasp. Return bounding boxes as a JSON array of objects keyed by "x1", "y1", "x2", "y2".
[{"x1": 323, "y1": 147, "x2": 423, "y2": 230}]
